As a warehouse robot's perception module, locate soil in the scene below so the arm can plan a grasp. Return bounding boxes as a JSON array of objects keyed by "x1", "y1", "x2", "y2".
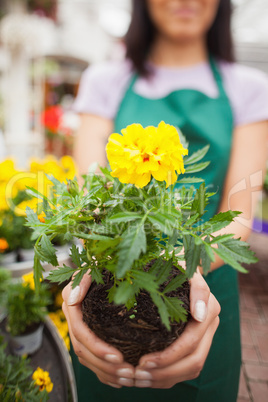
[{"x1": 82, "y1": 265, "x2": 191, "y2": 366}]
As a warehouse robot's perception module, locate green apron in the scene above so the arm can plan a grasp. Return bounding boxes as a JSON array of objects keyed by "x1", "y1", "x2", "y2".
[{"x1": 71, "y1": 59, "x2": 241, "y2": 401}]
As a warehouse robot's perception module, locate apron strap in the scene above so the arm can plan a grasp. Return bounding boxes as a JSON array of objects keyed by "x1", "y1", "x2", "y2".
[{"x1": 209, "y1": 56, "x2": 227, "y2": 99}]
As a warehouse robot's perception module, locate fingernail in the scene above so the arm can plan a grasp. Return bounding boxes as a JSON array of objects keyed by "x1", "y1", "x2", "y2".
[
  {"x1": 104, "y1": 354, "x2": 122, "y2": 364},
  {"x1": 107, "y1": 382, "x2": 121, "y2": 389},
  {"x1": 135, "y1": 370, "x2": 153, "y2": 380},
  {"x1": 117, "y1": 377, "x2": 134, "y2": 387},
  {"x1": 194, "y1": 300, "x2": 207, "y2": 322},
  {"x1": 135, "y1": 380, "x2": 152, "y2": 388},
  {"x1": 68, "y1": 286, "x2": 80, "y2": 305},
  {"x1": 141, "y1": 361, "x2": 157, "y2": 369},
  {"x1": 116, "y1": 368, "x2": 134, "y2": 378}
]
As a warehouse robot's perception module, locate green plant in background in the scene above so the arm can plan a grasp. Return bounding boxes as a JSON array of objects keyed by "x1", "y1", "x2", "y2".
[
  {"x1": 27, "y1": 122, "x2": 257, "y2": 330},
  {"x1": 5, "y1": 272, "x2": 51, "y2": 336},
  {"x1": 0, "y1": 337, "x2": 51, "y2": 401}
]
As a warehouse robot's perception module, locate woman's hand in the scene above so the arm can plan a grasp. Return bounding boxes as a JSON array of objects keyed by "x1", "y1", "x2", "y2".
[
  {"x1": 62, "y1": 270, "x2": 220, "y2": 389},
  {"x1": 62, "y1": 274, "x2": 136, "y2": 388}
]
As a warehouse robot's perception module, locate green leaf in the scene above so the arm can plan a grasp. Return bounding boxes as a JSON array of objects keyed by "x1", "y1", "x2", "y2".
[
  {"x1": 155, "y1": 259, "x2": 173, "y2": 286},
  {"x1": 200, "y1": 242, "x2": 213, "y2": 276},
  {"x1": 47, "y1": 264, "x2": 76, "y2": 284},
  {"x1": 163, "y1": 273, "x2": 187, "y2": 294},
  {"x1": 40, "y1": 234, "x2": 59, "y2": 266},
  {"x1": 108, "y1": 212, "x2": 142, "y2": 223},
  {"x1": 117, "y1": 223, "x2": 146, "y2": 278},
  {"x1": 177, "y1": 177, "x2": 204, "y2": 184},
  {"x1": 150, "y1": 292, "x2": 170, "y2": 330},
  {"x1": 148, "y1": 213, "x2": 175, "y2": 236},
  {"x1": 72, "y1": 269, "x2": 85, "y2": 288},
  {"x1": 210, "y1": 233, "x2": 235, "y2": 244},
  {"x1": 191, "y1": 183, "x2": 206, "y2": 217},
  {"x1": 183, "y1": 213, "x2": 200, "y2": 228},
  {"x1": 114, "y1": 281, "x2": 137, "y2": 305},
  {"x1": 69, "y1": 244, "x2": 81, "y2": 267},
  {"x1": 25, "y1": 207, "x2": 41, "y2": 226},
  {"x1": 184, "y1": 235, "x2": 201, "y2": 278},
  {"x1": 163, "y1": 296, "x2": 188, "y2": 323},
  {"x1": 132, "y1": 270, "x2": 158, "y2": 293},
  {"x1": 91, "y1": 267, "x2": 104, "y2": 284},
  {"x1": 203, "y1": 211, "x2": 240, "y2": 234},
  {"x1": 213, "y1": 248, "x2": 248, "y2": 273},
  {"x1": 185, "y1": 161, "x2": 210, "y2": 174},
  {"x1": 217, "y1": 238, "x2": 258, "y2": 265},
  {"x1": 184, "y1": 145, "x2": 210, "y2": 165}
]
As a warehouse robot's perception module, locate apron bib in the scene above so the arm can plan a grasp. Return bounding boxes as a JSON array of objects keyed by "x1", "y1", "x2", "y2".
[{"x1": 71, "y1": 59, "x2": 241, "y2": 402}]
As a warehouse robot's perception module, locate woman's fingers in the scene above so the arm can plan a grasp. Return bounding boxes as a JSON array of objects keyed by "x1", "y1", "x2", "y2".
[
  {"x1": 135, "y1": 315, "x2": 220, "y2": 389},
  {"x1": 190, "y1": 269, "x2": 211, "y2": 323},
  {"x1": 62, "y1": 270, "x2": 92, "y2": 306},
  {"x1": 139, "y1": 292, "x2": 220, "y2": 370}
]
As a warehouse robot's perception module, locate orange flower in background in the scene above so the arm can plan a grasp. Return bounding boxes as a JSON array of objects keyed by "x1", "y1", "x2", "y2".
[{"x1": 0, "y1": 238, "x2": 8, "y2": 253}]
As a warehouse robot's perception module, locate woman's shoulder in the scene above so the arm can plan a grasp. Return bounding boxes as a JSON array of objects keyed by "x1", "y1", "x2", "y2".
[
  {"x1": 73, "y1": 59, "x2": 133, "y2": 118},
  {"x1": 219, "y1": 61, "x2": 268, "y2": 126}
]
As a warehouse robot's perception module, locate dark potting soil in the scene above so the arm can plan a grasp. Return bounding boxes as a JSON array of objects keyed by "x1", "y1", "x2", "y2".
[{"x1": 82, "y1": 266, "x2": 191, "y2": 366}]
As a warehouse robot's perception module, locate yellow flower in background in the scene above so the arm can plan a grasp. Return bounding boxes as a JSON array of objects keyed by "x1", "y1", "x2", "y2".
[
  {"x1": 15, "y1": 199, "x2": 39, "y2": 217},
  {"x1": 0, "y1": 238, "x2": 9, "y2": 253},
  {"x1": 60, "y1": 155, "x2": 77, "y2": 180},
  {"x1": 106, "y1": 121, "x2": 188, "y2": 188},
  {"x1": 22, "y1": 272, "x2": 35, "y2": 290},
  {"x1": 0, "y1": 159, "x2": 18, "y2": 183},
  {"x1": 49, "y1": 309, "x2": 70, "y2": 351},
  {"x1": 32, "y1": 367, "x2": 53, "y2": 393}
]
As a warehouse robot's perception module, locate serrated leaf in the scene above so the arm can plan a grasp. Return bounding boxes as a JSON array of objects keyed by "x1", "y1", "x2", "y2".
[
  {"x1": 184, "y1": 145, "x2": 210, "y2": 165},
  {"x1": 155, "y1": 259, "x2": 173, "y2": 286},
  {"x1": 148, "y1": 213, "x2": 174, "y2": 236},
  {"x1": 25, "y1": 207, "x2": 41, "y2": 226},
  {"x1": 117, "y1": 223, "x2": 146, "y2": 278},
  {"x1": 150, "y1": 292, "x2": 170, "y2": 330},
  {"x1": 132, "y1": 270, "x2": 158, "y2": 293},
  {"x1": 72, "y1": 270, "x2": 85, "y2": 288},
  {"x1": 183, "y1": 213, "x2": 200, "y2": 228},
  {"x1": 108, "y1": 212, "x2": 142, "y2": 223},
  {"x1": 184, "y1": 235, "x2": 201, "y2": 278},
  {"x1": 214, "y1": 248, "x2": 248, "y2": 273},
  {"x1": 163, "y1": 273, "x2": 187, "y2": 294},
  {"x1": 114, "y1": 281, "x2": 137, "y2": 305},
  {"x1": 91, "y1": 267, "x2": 104, "y2": 284},
  {"x1": 191, "y1": 183, "x2": 206, "y2": 217},
  {"x1": 40, "y1": 234, "x2": 59, "y2": 266},
  {"x1": 218, "y1": 238, "x2": 258, "y2": 265},
  {"x1": 69, "y1": 244, "x2": 81, "y2": 267},
  {"x1": 200, "y1": 243, "x2": 212, "y2": 276},
  {"x1": 210, "y1": 233, "x2": 235, "y2": 244},
  {"x1": 47, "y1": 264, "x2": 76, "y2": 284},
  {"x1": 163, "y1": 296, "x2": 188, "y2": 323},
  {"x1": 185, "y1": 161, "x2": 210, "y2": 174}
]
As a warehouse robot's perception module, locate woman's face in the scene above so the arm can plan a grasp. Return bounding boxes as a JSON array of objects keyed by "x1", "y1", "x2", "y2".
[{"x1": 146, "y1": 0, "x2": 220, "y2": 42}]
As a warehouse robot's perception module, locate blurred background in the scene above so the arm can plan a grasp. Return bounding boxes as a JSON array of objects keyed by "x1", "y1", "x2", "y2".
[{"x1": 0, "y1": 0, "x2": 267, "y2": 167}]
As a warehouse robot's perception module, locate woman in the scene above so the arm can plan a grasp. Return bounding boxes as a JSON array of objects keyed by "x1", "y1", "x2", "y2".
[{"x1": 62, "y1": 0, "x2": 268, "y2": 401}]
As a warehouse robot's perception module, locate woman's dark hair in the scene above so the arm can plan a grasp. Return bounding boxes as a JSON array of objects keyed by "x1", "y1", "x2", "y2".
[{"x1": 125, "y1": 0, "x2": 235, "y2": 76}]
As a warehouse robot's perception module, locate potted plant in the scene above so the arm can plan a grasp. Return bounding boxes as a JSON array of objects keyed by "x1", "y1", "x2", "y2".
[
  {"x1": 27, "y1": 121, "x2": 257, "y2": 365},
  {"x1": 0, "y1": 336, "x2": 53, "y2": 401},
  {"x1": 4, "y1": 271, "x2": 51, "y2": 356},
  {"x1": 0, "y1": 155, "x2": 76, "y2": 276}
]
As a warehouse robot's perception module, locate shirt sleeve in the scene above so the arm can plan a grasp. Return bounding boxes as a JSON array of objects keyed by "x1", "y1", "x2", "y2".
[
  {"x1": 72, "y1": 60, "x2": 132, "y2": 120},
  {"x1": 221, "y1": 62, "x2": 268, "y2": 127}
]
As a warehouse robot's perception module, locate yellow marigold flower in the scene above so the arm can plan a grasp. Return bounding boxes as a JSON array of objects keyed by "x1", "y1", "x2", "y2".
[
  {"x1": 14, "y1": 199, "x2": 39, "y2": 217},
  {"x1": 32, "y1": 367, "x2": 53, "y2": 393},
  {"x1": 60, "y1": 155, "x2": 77, "y2": 180},
  {"x1": 0, "y1": 238, "x2": 9, "y2": 253},
  {"x1": 22, "y1": 272, "x2": 35, "y2": 290},
  {"x1": 106, "y1": 121, "x2": 188, "y2": 188}
]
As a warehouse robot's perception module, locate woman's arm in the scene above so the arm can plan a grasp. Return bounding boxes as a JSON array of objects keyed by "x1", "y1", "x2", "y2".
[
  {"x1": 74, "y1": 114, "x2": 114, "y2": 175},
  {"x1": 208, "y1": 120, "x2": 268, "y2": 272}
]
